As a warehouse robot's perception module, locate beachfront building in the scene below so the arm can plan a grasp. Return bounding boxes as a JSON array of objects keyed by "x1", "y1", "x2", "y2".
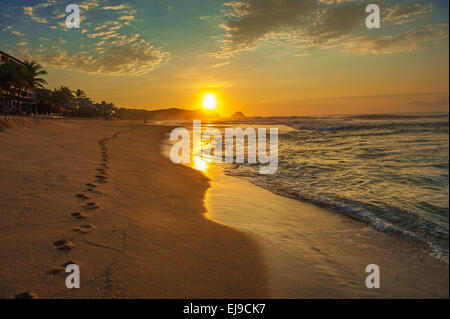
[
  {"x1": 76, "y1": 97, "x2": 98, "y2": 116},
  {"x1": 77, "y1": 97, "x2": 94, "y2": 111},
  {"x1": 0, "y1": 50, "x2": 36, "y2": 115}
]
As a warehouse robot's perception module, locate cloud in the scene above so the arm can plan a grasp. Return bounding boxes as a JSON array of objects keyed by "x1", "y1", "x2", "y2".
[
  {"x1": 385, "y1": 1, "x2": 434, "y2": 24},
  {"x1": 14, "y1": 1, "x2": 168, "y2": 76},
  {"x1": 306, "y1": 4, "x2": 365, "y2": 43},
  {"x1": 210, "y1": 61, "x2": 231, "y2": 68},
  {"x1": 212, "y1": 0, "x2": 444, "y2": 58},
  {"x1": 22, "y1": 0, "x2": 58, "y2": 23},
  {"x1": 337, "y1": 24, "x2": 448, "y2": 54},
  {"x1": 78, "y1": 0, "x2": 101, "y2": 11},
  {"x1": 3, "y1": 26, "x2": 24, "y2": 36},
  {"x1": 118, "y1": 15, "x2": 135, "y2": 21},
  {"x1": 409, "y1": 97, "x2": 449, "y2": 107},
  {"x1": 23, "y1": 6, "x2": 48, "y2": 24},
  {"x1": 213, "y1": 0, "x2": 369, "y2": 57},
  {"x1": 103, "y1": 5, "x2": 131, "y2": 10},
  {"x1": 87, "y1": 30, "x2": 118, "y2": 38},
  {"x1": 17, "y1": 40, "x2": 28, "y2": 47},
  {"x1": 31, "y1": 43, "x2": 169, "y2": 76},
  {"x1": 215, "y1": 0, "x2": 316, "y2": 57}
]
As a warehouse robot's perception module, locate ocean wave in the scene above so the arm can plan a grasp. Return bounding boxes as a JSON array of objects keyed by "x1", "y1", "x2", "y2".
[
  {"x1": 286, "y1": 120, "x2": 449, "y2": 132},
  {"x1": 345, "y1": 113, "x2": 449, "y2": 120},
  {"x1": 218, "y1": 114, "x2": 449, "y2": 263},
  {"x1": 224, "y1": 169, "x2": 449, "y2": 264}
]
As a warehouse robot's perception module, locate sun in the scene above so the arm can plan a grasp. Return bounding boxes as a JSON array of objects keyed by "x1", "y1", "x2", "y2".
[{"x1": 202, "y1": 93, "x2": 218, "y2": 110}]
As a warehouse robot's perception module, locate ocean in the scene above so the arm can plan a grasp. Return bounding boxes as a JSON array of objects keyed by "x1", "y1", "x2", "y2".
[{"x1": 207, "y1": 113, "x2": 449, "y2": 262}]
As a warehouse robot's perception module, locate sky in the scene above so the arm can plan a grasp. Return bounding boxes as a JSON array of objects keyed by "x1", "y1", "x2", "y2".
[{"x1": 0, "y1": 0, "x2": 449, "y2": 116}]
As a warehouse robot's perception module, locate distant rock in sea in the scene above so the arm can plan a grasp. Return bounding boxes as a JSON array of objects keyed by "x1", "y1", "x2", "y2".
[{"x1": 231, "y1": 111, "x2": 245, "y2": 119}]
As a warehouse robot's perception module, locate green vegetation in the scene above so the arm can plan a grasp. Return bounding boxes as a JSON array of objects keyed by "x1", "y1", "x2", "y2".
[{"x1": 0, "y1": 60, "x2": 116, "y2": 117}]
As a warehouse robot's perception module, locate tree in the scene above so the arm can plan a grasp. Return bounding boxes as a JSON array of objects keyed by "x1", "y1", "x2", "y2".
[
  {"x1": 73, "y1": 89, "x2": 87, "y2": 99},
  {"x1": 50, "y1": 86, "x2": 75, "y2": 114},
  {"x1": 22, "y1": 61, "x2": 47, "y2": 114},
  {"x1": 23, "y1": 61, "x2": 47, "y2": 89}
]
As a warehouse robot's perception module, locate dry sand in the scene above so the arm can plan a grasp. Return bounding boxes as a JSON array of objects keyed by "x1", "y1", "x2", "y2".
[
  {"x1": 0, "y1": 117, "x2": 447, "y2": 299},
  {"x1": 0, "y1": 117, "x2": 267, "y2": 298}
]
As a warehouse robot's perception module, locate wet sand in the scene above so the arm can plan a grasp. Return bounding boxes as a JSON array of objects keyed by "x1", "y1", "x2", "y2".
[{"x1": 205, "y1": 163, "x2": 449, "y2": 298}]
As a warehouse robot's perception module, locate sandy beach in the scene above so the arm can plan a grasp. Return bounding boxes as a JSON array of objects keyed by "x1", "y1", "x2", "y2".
[
  {"x1": 0, "y1": 117, "x2": 448, "y2": 299},
  {"x1": 0, "y1": 117, "x2": 267, "y2": 299}
]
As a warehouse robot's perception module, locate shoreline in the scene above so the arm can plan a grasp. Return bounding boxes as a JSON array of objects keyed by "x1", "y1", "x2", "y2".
[
  {"x1": 204, "y1": 165, "x2": 449, "y2": 298},
  {"x1": 0, "y1": 117, "x2": 448, "y2": 298},
  {"x1": 160, "y1": 120, "x2": 449, "y2": 298},
  {"x1": 230, "y1": 174, "x2": 449, "y2": 265}
]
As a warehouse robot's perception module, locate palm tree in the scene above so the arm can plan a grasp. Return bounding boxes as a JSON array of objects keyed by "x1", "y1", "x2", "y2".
[
  {"x1": 73, "y1": 89, "x2": 87, "y2": 99},
  {"x1": 106, "y1": 102, "x2": 116, "y2": 117},
  {"x1": 22, "y1": 61, "x2": 47, "y2": 114},
  {"x1": 51, "y1": 86, "x2": 75, "y2": 114},
  {"x1": 23, "y1": 61, "x2": 47, "y2": 89}
]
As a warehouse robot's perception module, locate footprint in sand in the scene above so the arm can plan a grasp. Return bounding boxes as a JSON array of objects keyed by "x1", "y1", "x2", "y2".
[
  {"x1": 48, "y1": 261, "x2": 81, "y2": 278},
  {"x1": 95, "y1": 176, "x2": 107, "y2": 184},
  {"x1": 71, "y1": 212, "x2": 87, "y2": 220},
  {"x1": 83, "y1": 202, "x2": 99, "y2": 210},
  {"x1": 76, "y1": 193, "x2": 90, "y2": 200},
  {"x1": 52, "y1": 239, "x2": 74, "y2": 251},
  {"x1": 62, "y1": 260, "x2": 80, "y2": 268},
  {"x1": 73, "y1": 224, "x2": 95, "y2": 234},
  {"x1": 15, "y1": 292, "x2": 38, "y2": 299},
  {"x1": 86, "y1": 183, "x2": 99, "y2": 192},
  {"x1": 47, "y1": 267, "x2": 65, "y2": 277},
  {"x1": 88, "y1": 188, "x2": 102, "y2": 194}
]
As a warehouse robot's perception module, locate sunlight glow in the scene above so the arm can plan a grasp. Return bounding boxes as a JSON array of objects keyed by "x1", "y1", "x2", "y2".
[
  {"x1": 202, "y1": 93, "x2": 218, "y2": 110},
  {"x1": 194, "y1": 157, "x2": 208, "y2": 172}
]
